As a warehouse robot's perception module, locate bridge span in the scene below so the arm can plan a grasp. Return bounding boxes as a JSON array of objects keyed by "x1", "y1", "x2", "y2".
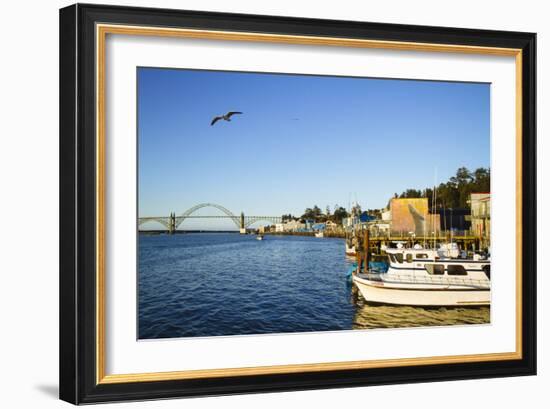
[{"x1": 138, "y1": 203, "x2": 282, "y2": 233}]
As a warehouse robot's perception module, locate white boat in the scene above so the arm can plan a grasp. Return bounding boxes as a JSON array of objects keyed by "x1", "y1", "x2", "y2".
[
  {"x1": 437, "y1": 242, "x2": 461, "y2": 258},
  {"x1": 345, "y1": 241, "x2": 356, "y2": 257},
  {"x1": 256, "y1": 235, "x2": 264, "y2": 241},
  {"x1": 352, "y1": 246, "x2": 490, "y2": 307},
  {"x1": 315, "y1": 231, "x2": 324, "y2": 238}
]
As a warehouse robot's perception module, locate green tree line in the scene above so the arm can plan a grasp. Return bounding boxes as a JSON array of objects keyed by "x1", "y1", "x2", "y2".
[
  {"x1": 394, "y1": 167, "x2": 490, "y2": 209},
  {"x1": 282, "y1": 205, "x2": 351, "y2": 224}
]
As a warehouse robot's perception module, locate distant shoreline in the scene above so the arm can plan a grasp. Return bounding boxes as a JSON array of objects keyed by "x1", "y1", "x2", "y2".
[
  {"x1": 139, "y1": 230, "x2": 240, "y2": 235},
  {"x1": 138, "y1": 230, "x2": 346, "y2": 238},
  {"x1": 264, "y1": 231, "x2": 345, "y2": 238}
]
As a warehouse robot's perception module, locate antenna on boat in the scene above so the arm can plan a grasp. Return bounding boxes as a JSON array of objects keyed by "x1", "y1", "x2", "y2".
[
  {"x1": 450, "y1": 207, "x2": 454, "y2": 244},
  {"x1": 432, "y1": 167, "x2": 437, "y2": 250},
  {"x1": 423, "y1": 188, "x2": 427, "y2": 249},
  {"x1": 443, "y1": 203, "x2": 447, "y2": 233}
]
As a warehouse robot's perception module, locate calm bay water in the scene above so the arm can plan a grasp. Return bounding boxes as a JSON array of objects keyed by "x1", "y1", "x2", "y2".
[{"x1": 138, "y1": 233, "x2": 489, "y2": 339}]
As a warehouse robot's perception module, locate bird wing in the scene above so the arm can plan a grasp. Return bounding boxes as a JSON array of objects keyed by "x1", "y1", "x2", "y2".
[
  {"x1": 226, "y1": 111, "x2": 243, "y2": 118},
  {"x1": 211, "y1": 116, "x2": 222, "y2": 126}
]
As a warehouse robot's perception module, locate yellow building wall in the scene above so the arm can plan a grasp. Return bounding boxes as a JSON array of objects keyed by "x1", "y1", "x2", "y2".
[{"x1": 390, "y1": 198, "x2": 439, "y2": 236}]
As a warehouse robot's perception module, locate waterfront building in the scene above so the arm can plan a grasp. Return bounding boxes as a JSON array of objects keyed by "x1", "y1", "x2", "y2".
[
  {"x1": 342, "y1": 215, "x2": 359, "y2": 230},
  {"x1": 274, "y1": 220, "x2": 306, "y2": 232},
  {"x1": 388, "y1": 198, "x2": 440, "y2": 236},
  {"x1": 367, "y1": 219, "x2": 391, "y2": 236},
  {"x1": 343, "y1": 209, "x2": 387, "y2": 236},
  {"x1": 283, "y1": 220, "x2": 306, "y2": 232},
  {"x1": 469, "y1": 193, "x2": 491, "y2": 247},
  {"x1": 434, "y1": 207, "x2": 471, "y2": 233},
  {"x1": 325, "y1": 220, "x2": 338, "y2": 231},
  {"x1": 303, "y1": 219, "x2": 314, "y2": 231},
  {"x1": 311, "y1": 223, "x2": 326, "y2": 232}
]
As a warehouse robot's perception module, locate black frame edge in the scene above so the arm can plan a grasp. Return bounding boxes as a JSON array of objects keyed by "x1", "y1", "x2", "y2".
[
  {"x1": 59, "y1": 3, "x2": 78, "y2": 405},
  {"x1": 520, "y1": 33, "x2": 537, "y2": 376},
  {"x1": 59, "y1": 3, "x2": 537, "y2": 404}
]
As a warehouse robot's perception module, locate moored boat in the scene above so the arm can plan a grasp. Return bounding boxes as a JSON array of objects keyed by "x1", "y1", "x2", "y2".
[
  {"x1": 315, "y1": 231, "x2": 324, "y2": 238},
  {"x1": 345, "y1": 235, "x2": 357, "y2": 256},
  {"x1": 352, "y1": 246, "x2": 490, "y2": 307},
  {"x1": 345, "y1": 241, "x2": 356, "y2": 257}
]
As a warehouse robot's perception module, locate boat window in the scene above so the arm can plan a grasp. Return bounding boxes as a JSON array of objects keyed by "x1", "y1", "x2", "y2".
[
  {"x1": 406, "y1": 253, "x2": 413, "y2": 263},
  {"x1": 394, "y1": 253, "x2": 403, "y2": 264},
  {"x1": 448, "y1": 265, "x2": 468, "y2": 276},
  {"x1": 416, "y1": 253, "x2": 428, "y2": 259},
  {"x1": 425, "y1": 264, "x2": 444, "y2": 275}
]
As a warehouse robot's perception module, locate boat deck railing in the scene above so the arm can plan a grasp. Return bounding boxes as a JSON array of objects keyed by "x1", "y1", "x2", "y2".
[{"x1": 359, "y1": 272, "x2": 491, "y2": 290}]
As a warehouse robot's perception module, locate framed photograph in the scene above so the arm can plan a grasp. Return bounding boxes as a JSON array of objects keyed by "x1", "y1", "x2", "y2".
[{"x1": 59, "y1": 3, "x2": 536, "y2": 404}]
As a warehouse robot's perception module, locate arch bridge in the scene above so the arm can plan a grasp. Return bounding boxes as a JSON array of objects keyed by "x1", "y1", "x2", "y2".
[{"x1": 138, "y1": 203, "x2": 282, "y2": 233}]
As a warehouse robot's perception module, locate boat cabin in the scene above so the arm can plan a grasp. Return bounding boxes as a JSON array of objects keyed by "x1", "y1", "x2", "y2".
[{"x1": 385, "y1": 247, "x2": 490, "y2": 280}]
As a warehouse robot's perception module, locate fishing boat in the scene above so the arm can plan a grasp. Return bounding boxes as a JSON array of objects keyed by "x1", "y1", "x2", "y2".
[{"x1": 352, "y1": 246, "x2": 490, "y2": 307}]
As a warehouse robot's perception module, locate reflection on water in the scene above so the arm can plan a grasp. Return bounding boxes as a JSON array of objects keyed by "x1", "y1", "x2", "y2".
[
  {"x1": 139, "y1": 233, "x2": 489, "y2": 339},
  {"x1": 350, "y1": 286, "x2": 490, "y2": 329}
]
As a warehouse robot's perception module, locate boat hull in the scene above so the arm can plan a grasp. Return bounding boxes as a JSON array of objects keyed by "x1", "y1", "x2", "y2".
[{"x1": 353, "y1": 275, "x2": 490, "y2": 307}]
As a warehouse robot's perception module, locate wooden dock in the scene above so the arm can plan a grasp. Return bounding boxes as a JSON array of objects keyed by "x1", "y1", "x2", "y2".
[{"x1": 364, "y1": 234, "x2": 486, "y2": 253}]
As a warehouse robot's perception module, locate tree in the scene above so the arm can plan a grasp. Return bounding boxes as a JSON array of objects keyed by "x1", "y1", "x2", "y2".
[
  {"x1": 450, "y1": 167, "x2": 473, "y2": 186},
  {"x1": 313, "y1": 205, "x2": 322, "y2": 217},
  {"x1": 366, "y1": 208, "x2": 382, "y2": 218},
  {"x1": 332, "y1": 206, "x2": 349, "y2": 225},
  {"x1": 397, "y1": 166, "x2": 490, "y2": 210},
  {"x1": 399, "y1": 189, "x2": 422, "y2": 199},
  {"x1": 281, "y1": 214, "x2": 296, "y2": 222},
  {"x1": 301, "y1": 205, "x2": 323, "y2": 222},
  {"x1": 473, "y1": 167, "x2": 490, "y2": 193}
]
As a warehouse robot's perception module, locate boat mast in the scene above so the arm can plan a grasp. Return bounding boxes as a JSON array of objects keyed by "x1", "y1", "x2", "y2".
[
  {"x1": 423, "y1": 188, "x2": 427, "y2": 249},
  {"x1": 432, "y1": 169, "x2": 437, "y2": 250},
  {"x1": 450, "y1": 207, "x2": 453, "y2": 244},
  {"x1": 363, "y1": 229, "x2": 370, "y2": 273}
]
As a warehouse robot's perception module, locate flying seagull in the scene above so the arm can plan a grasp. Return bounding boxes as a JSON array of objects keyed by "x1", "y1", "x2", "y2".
[{"x1": 211, "y1": 111, "x2": 243, "y2": 126}]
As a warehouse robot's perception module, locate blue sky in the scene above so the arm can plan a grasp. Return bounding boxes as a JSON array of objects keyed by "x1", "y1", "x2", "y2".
[{"x1": 138, "y1": 67, "x2": 490, "y2": 229}]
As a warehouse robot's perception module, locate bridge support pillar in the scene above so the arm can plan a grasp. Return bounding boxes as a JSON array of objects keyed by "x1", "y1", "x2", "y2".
[
  {"x1": 169, "y1": 212, "x2": 176, "y2": 234},
  {"x1": 240, "y1": 212, "x2": 246, "y2": 234}
]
